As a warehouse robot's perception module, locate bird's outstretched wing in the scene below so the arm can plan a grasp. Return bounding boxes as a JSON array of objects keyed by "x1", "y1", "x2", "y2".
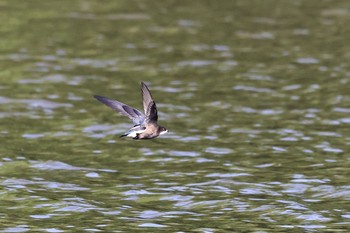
[
  {"x1": 141, "y1": 82, "x2": 158, "y2": 123},
  {"x1": 94, "y1": 95, "x2": 145, "y2": 125}
]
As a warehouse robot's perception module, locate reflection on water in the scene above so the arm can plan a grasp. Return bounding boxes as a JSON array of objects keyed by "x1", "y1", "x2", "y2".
[{"x1": 1, "y1": 0, "x2": 350, "y2": 232}]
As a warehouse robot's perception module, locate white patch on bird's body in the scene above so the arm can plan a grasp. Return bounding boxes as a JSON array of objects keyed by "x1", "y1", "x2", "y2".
[{"x1": 124, "y1": 129, "x2": 145, "y2": 138}]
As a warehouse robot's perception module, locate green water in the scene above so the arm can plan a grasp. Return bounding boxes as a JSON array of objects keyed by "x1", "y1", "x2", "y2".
[{"x1": 1, "y1": 0, "x2": 350, "y2": 232}]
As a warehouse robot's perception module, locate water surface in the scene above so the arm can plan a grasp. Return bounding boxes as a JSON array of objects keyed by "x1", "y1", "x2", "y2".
[{"x1": 1, "y1": 0, "x2": 350, "y2": 232}]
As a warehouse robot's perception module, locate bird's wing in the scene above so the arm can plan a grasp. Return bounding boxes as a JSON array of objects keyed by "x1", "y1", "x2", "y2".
[
  {"x1": 94, "y1": 95, "x2": 145, "y2": 125},
  {"x1": 141, "y1": 82, "x2": 158, "y2": 123}
]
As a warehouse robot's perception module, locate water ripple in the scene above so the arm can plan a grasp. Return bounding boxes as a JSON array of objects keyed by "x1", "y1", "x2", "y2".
[
  {"x1": 31, "y1": 161, "x2": 93, "y2": 171},
  {"x1": 205, "y1": 173, "x2": 251, "y2": 178},
  {"x1": 168, "y1": 150, "x2": 201, "y2": 157},
  {"x1": 1, "y1": 226, "x2": 30, "y2": 233},
  {"x1": 233, "y1": 85, "x2": 274, "y2": 93},
  {"x1": 296, "y1": 57, "x2": 319, "y2": 64},
  {"x1": 54, "y1": 200, "x2": 101, "y2": 212},
  {"x1": 139, "y1": 223, "x2": 167, "y2": 228},
  {"x1": 2, "y1": 178, "x2": 89, "y2": 191},
  {"x1": 177, "y1": 60, "x2": 216, "y2": 67},
  {"x1": 204, "y1": 147, "x2": 233, "y2": 155}
]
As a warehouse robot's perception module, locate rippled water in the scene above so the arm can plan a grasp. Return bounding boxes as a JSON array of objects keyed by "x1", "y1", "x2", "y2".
[{"x1": 1, "y1": 0, "x2": 350, "y2": 232}]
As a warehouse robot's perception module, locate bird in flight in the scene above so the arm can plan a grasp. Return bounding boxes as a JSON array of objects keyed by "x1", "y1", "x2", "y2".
[{"x1": 94, "y1": 81, "x2": 168, "y2": 139}]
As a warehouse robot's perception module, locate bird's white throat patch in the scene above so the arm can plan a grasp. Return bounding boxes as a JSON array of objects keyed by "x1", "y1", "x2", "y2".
[{"x1": 160, "y1": 129, "x2": 168, "y2": 135}]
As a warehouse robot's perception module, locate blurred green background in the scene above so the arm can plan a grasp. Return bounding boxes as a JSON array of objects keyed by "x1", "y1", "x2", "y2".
[{"x1": 1, "y1": 0, "x2": 350, "y2": 232}]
